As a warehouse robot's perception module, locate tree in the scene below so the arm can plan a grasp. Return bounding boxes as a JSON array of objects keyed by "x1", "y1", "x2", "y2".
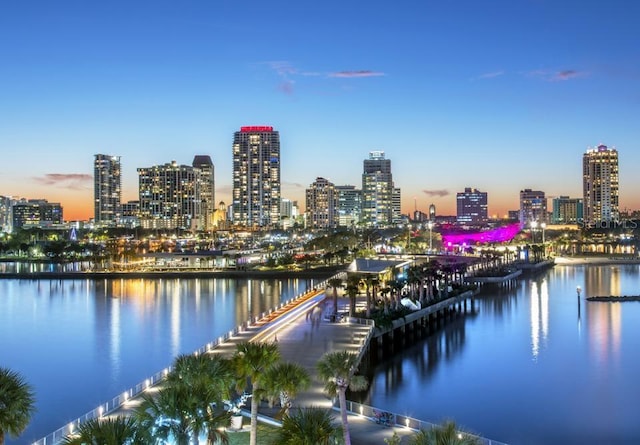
[
  {"x1": 61, "y1": 416, "x2": 149, "y2": 445},
  {"x1": 0, "y1": 367, "x2": 36, "y2": 445},
  {"x1": 345, "y1": 275, "x2": 361, "y2": 317},
  {"x1": 408, "y1": 421, "x2": 481, "y2": 445},
  {"x1": 326, "y1": 277, "x2": 343, "y2": 317},
  {"x1": 233, "y1": 341, "x2": 281, "y2": 445},
  {"x1": 316, "y1": 351, "x2": 369, "y2": 445},
  {"x1": 262, "y1": 362, "x2": 311, "y2": 418},
  {"x1": 274, "y1": 407, "x2": 342, "y2": 445}
]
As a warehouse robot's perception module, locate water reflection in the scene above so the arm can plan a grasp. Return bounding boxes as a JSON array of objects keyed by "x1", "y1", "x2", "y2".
[{"x1": 529, "y1": 277, "x2": 549, "y2": 360}]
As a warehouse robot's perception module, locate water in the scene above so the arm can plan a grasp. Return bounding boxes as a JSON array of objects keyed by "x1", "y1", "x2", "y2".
[
  {"x1": 0, "y1": 275, "x2": 320, "y2": 445},
  {"x1": 364, "y1": 264, "x2": 640, "y2": 445}
]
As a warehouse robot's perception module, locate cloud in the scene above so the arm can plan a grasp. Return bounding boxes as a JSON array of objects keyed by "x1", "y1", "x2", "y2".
[
  {"x1": 329, "y1": 70, "x2": 385, "y2": 78},
  {"x1": 422, "y1": 189, "x2": 449, "y2": 197},
  {"x1": 283, "y1": 181, "x2": 304, "y2": 189},
  {"x1": 32, "y1": 173, "x2": 92, "y2": 190},
  {"x1": 277, "y1": 80, "x2": 295, "y2": 95},
  {"x1": 526, "y1": 69, "x2": 585, "y2": 82},
  {"x1": 477, "y1": 70, "x2": 505, "y2": 79}
]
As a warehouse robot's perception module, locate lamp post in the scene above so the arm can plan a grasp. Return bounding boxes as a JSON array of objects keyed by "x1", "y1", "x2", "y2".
[
  {"x1": 427, "y1": 221, "x2": 434, "y2": 253},
  {"x1": 541, "y1": 222, "x2": 546, "y2": 245},
  {"x1": 576, "y1": 285, "x2": 581, "y2": 298},
  {"x1": 530, "y1": 221, "x2": 538, "y2": 244}
]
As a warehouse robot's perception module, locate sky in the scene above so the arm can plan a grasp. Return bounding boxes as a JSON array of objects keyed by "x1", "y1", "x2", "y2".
[{"x1": 0, "y1": 0, "x2": 639, "y2": 221}]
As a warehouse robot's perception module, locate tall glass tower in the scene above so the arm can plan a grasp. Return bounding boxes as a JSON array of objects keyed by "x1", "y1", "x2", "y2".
[
  {"x1": 94, "y1": 154, "x2": 122, "y2": 226},
  {"x1": 583, "y1": 144, "x2": 619, "y2": 226},
  {"x1": 232, "y1": 126, "x2": 281, "y2": 228},
  {"x1": 362, "y1": 151, "x2": 395, "y2": 227}
]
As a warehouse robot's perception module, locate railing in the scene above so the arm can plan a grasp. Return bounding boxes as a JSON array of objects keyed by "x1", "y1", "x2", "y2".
[
  {"x1": 335, "y1": 400, "x2": 509, "y2": 445},
  {"x1": 31, "y1": 278, "x2": 331, "y2": 445}
]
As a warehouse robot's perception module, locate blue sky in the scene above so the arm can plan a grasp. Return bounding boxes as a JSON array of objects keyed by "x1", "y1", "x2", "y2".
[{"x1": 0, "y1": 0, "x2": 638, "y2": 220}]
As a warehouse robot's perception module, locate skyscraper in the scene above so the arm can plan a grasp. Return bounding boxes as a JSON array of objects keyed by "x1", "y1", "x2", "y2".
[
  {"x1": 583, "y1": 144, "x2": 619, "y2": 227},
  {"x1": 519, "y1": 189, "x2": 547, "y2": 226},
  {"x1": 192, "y1": 155, "x2": 215, "y2": 231},
  {"x1": 306, "y1": 177, "x2": 338, "y2": 229},
  {"x1": 362, "y1": 151, "x2": 396, "y2": 227},
  {"x1": 335, "y1": 185, "x2": 362, "y2": 228},
  {"x1": 456, "y1": 187, "x2": 488, "y2": 224},
  {"x1": 232, "y1": 126, "x2": 281, "y2": 228},
  {"x1": 94, "y1": 154, "x2": 121, "y2": 226},
  {"x1": 137, "y1": 161, "x2": 199, "y2": 230}
]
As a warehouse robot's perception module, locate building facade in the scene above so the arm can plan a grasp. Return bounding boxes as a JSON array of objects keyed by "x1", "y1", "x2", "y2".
[
  {"x1": 335, "y1": 185, "x2": 362, "y2": 228},
  {"x1": 583, "y1": 144, "x2": 619, "y2": 227},
  {"x1": 456, "y1": 187, "x2": 488, "y2": 224},
  {"x1": 306, "y1": 177, "x2": 338, "y2": 229},
  {"x1": 551, "y1": 196, "x2": 583, "y2": 224},
  {"x1": 519, "y1": 189, "x2": 547, "y2": 226},
  {"x1": 94, "y1": 154, "x2": 122, "y2": 226},
  {"x1": 137, "y1": 161, "x2": 199, "y2": 230},
  {"x1": 192, "y1": 155, "x2": 215, "y2": 231},
  {"x1": 362, "y1": 151, "x2": 396, "y2": 227},
  {"x1": 12, "y1": 199, "x2": 63, "y2": 229},
  {"x1": 232, "y1": 126, "x2": 281, "y2": 228}
]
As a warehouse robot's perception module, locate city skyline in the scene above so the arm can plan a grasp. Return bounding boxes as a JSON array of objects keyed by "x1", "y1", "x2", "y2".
[{"x1": 1, "y1": 1, "x2": 639, "y2": 221}]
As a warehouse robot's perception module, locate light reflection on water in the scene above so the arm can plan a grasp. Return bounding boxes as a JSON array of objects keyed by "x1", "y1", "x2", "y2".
[
  {"x1": 363, "y1": 265, "x2": 640, "y2": 445},
  {"x1": 0, "y1": 276, "x2": 316, "y2": 445}
]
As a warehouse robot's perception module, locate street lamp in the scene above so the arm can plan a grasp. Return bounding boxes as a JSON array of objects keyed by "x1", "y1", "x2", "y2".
[
  {"x1": 541, "y1": 222, "x2": 546, "y2": 245},
  {"x1": 576, "y1": 285, "x2": 582, "y2": 298},
  {"x1": 427, "y1": 221, "x2": 434, "y2": 253},
  {"x1": 530, "y1": 221, "x2": 538, "y2": 243}
]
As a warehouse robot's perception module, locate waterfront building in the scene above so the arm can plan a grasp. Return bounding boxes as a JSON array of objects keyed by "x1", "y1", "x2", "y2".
[
  {"x1": 519, "y1": 189, "x2": 547, "y2": 226},
  {"x1": 335, "y1": 185, "x2": 362, "y2": 228},
  {"x1": 583, "y1": 144, "x2": 619, "y2": 227},
  {"x1": 121, "y1": 200, "x2": 140, "y2": 228},
  {"x1": 192, "y1": 155, "x2": 216, "y2": 232},
  {"x1": 212, "y1": 201, "x2": 230, "y2": 231},
  {"x1": 306, "y1": 177, "x2": 338, "y2": 229},
  {"x1": 94, "y1": 154, "x2": 122, "y2": 226},
  {"x1": 551, "y1": 196, "x2": 583, "y2": 224},
  {"x1": 232, "y1": 126, "x2": 281, "y2": 228},
  {"x1": 0, "y1": 195, "x2": 16, "y2": 232},
  {"x1": 12, "y1": 199, "x2": 63, "y2": 229},
  {"x1": 137, "y1": 161, "x2": 200, "y2": 230},
  {"x1": 362, "y1": 151, "x2": 396, "y2": 227},
  {"x1": 456, "y1": 187, "x2": 488, "y2": 225}
]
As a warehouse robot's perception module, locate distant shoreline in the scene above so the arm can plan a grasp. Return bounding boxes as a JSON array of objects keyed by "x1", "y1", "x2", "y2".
[
  {"x1": 554, "y1": 256, "x2": 640, "y2": 265},
  {"x1": 0, "y1": 266, "x2": 344, "y2": 280}
]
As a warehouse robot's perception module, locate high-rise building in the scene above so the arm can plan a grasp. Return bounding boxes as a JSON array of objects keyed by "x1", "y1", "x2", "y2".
[
  {"x1": 335, "y1": 185, "x2": 362, "y2": 228},
  {"x1": 137, "y1": 161, "x2": 199, "y2": 230},
  {"x1": 192, "y1": 155, "x2": 215, "y2": 231},
  {"x1": 583, "y1": 144, "x2": 619, "y2": 226},
  {"x1": 362, "y1": 151, "x2": 396, "y2": 227},
  {"x1": 552, "y1": 196, "x2": 583, "y2": 224},
  {"x1": 306, "y1": 177, "x2": 338, "y2": 229},
  {"x1": 429, "y1": 203, "x2": 436, "y2": 221},
  {"x1": 12, "y1": 199, "x2": 63, "y2": 229},
  {"x1": 456, "y1": 187, "x2": 488, "y2": 224},
  {"x1": 0, "y1": 196, "x2": 16, "y2": 232},
  {"x1": 519, "y1": 189, "x2": 547, "y2": 226},
  {"x1": 94, "y1": 154, "x2": 122, "y2": 226},
  {"x1": 232, "y1": 126, "x2": 281, "y2": 228}
]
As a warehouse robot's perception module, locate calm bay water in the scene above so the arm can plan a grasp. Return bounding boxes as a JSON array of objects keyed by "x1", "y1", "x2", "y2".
[
  {"x1": 0, "y1": 274, "x2": 319, "y2": 445},
  {"x1": 2, "y1": 264, "x2": 640, "y2": 445},
  {"x1": 364, "y1": 264, "x2": 640, "y2": 445}
]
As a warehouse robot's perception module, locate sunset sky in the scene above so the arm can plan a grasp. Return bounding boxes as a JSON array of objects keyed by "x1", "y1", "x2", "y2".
[{"x1": 1, "y1": 1, "x2": 639, "y2": 221}]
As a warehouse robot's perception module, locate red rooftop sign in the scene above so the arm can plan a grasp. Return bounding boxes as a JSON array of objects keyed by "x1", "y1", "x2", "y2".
[{"x1": 240, "y1": 126, "x2": 273, "y2": 132}]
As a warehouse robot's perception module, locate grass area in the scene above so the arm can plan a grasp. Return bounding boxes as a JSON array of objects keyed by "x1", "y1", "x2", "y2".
[{"x1": 227, "y1": 422, "x2": 281, "y2": 445}]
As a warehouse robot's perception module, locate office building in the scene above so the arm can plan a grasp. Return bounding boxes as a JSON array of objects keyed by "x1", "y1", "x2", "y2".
[
  {"x1": 232, "y1": 126, "x2": 281, "y2": 228},
  {"x1": 519, "y1": 189, "x2": 547, "y2": 226},
  {"x1": 583, "y1": 144, "x2": 619, "y2": 226},
  {"x1": 306, "y1": 177, "x2": 338, "y2": 229},
  {"x1": 335, "y1": 185, "x2": 362, "y2": 228},
  {"x1": 192, "y1": 155, "x2": 215, "y2": 231},
  {"x1": 0, "y1": 196, "x2": 16, "y2": 232},
  {"x1": 362, "y1": 151, "x2": 397, "y2": 227},
  {"x1": 94, "y1": 154, "x2": 122, "y2": 226},
  {"x1": 12, "y1": 199, "x2": 63, "y2": 229},
  {"x1": 137, "y1": 161, "x2": 199, "y2": 230},
  {"x1": 456, "y1": 187, "x2": 488, "y2": 224},
  {"x1": 551, "y1": 196, "x2": 583, "y2": 224}
]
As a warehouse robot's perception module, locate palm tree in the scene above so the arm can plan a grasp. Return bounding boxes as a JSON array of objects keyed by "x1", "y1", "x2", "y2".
[
  {"x1": 408, "y1": 421, "x2": 481, "y2": 445},
  {"x1": 262, "y1": 362, "x2": 311, "y2": 418},
  {"x1": 345, "y1": 274, "x2": 361, "y2": 316},
  {"x1": 61, "y1": 416, "x2": 149, "y2": 445},
  {"x1": 273, "y1": 407, "x2": 342, "y2": 445},
  {"x1": 316, "y1": 351, "x2": 369, "y2": 445},
  {"x1": 327, "y1": 277, "x2": 344, "y2": 317},
  {"x1": 233, "y1": 341, "x2": 281, "y2": 445},
  {"x1": 0, "y1": 367, "x2": 36, "y2": 445}
]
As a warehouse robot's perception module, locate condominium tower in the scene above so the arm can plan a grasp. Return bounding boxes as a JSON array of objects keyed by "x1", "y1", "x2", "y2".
[
  {"x1": 232, "y1": 126, "x2": 281, "y2": 228},
  {"x1": 519, "y1": 189, "x2": 547, "y2": 227},
  {"x1": 192, "y1": 155, "x2": 215, "y2": 231},
  {"x1": 94, "y1": 154, "x2": 122, "y2": 225},
  {"x1": 306, "y1": 177, "x2": 338, "y2": 229},
  {"x1": 583, "y1": 144, "x2": 619, "y2": 226},
  {"x1": 456, "y1": 187, "x2": 488, "y2": 224},
  {"x1": 362, "y1": 151, "x2": 397, "y2": 227}
]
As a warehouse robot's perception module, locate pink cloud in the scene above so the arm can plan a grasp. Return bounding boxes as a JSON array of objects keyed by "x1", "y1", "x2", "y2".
[
  {"x1": 32, "y1": 173, "x2": 92, "y2": 190},
  {"x1": 423, "y1": 189, "x2": 449, "y2": 197},
  {"x1": 329, "y1": 70, "x2": 385, "y2": 78}
]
